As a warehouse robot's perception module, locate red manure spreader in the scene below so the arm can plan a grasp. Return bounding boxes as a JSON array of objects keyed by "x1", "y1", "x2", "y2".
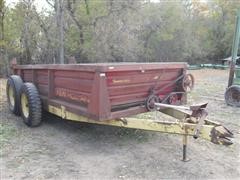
[{"x1": 6, "y1": 62, "x2": 233, "y2": 161}]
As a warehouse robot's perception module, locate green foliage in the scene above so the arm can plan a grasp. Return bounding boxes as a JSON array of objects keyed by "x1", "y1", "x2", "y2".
[{"x1": 1, "y1": 0, "x2": 240, "y2": 74}]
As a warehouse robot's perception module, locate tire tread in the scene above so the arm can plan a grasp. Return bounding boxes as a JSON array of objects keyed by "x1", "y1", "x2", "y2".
[{"x1": 20, "y1": 82, "x2": 42, "y2": 127}]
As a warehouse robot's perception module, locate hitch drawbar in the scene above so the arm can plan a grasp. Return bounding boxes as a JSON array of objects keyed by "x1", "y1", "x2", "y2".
[
  {"x1": 154, "y1": 102, "x2": 233, "y2": 161},
  {"x1": 48, "y1": 102, "x2": 233, "y2": 161},
  {"x1": 154, "y1": 102, "x2": 233, "y2": 146}
]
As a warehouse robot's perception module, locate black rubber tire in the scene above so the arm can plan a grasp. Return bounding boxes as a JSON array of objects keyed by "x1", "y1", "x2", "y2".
[
  {"x1": 6, "y1": 75, "x2": 23, "y2": 115},
  {"x1": 20, "y1": 82, "x2": 42, "y2": 127},
  {"x1": 225, "y1": 85, "x2": 240, "y2": 107}
]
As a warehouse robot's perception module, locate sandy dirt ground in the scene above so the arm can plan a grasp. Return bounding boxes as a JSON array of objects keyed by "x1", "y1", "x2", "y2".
[{"x1": 0, "y1": 69, "x2": 240, "y2": 179}]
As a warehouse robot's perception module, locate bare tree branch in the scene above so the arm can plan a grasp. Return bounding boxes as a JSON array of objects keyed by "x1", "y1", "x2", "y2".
[
  {"x1": 66, "y1": 0, "x2": 84, "y2": 44},
  {"x1": 45, "y1": 0, "x2": 54, "y2": 8},
  {"x1": 84, "y1": 0, "x2": 89, "y2": 15}
]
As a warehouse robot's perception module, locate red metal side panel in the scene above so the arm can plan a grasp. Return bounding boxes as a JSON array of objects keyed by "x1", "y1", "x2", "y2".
[
  {"x1": 22, "y1": 70, "x2": 33, "y2": 82},
  {"x1": 36, "y1": 70, "x2": 48, "y2": 96},
  {"x1": 21, "y1": 69, "x2": 49, "y2": 96},
  {"x1": 88, "y1": 72, "x2": 111, "y2": 120},
  {"x1": 106, "y1": 69, "x2": 181, "y2": 107},
  {"x1": 12, "y1": 63, "x2": 187, "y2": 121},
  {"x1": 53, "y1": 70, "x2": 94, "y2": 106}
]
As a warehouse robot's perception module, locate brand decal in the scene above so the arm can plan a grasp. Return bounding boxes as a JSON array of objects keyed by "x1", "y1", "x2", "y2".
[
  {"x1": 56, "y1": 88, "x2": 89, "y2": 103},
  {"x1": 112, "y1": 79, "x2": 130, "y2": 84}
]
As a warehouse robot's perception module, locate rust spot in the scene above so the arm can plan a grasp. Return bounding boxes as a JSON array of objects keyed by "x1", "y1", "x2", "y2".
[
  {"x1": 210, "y1": 126, "x2": 233, "y2": 146},
  {"x1": 118, "y1": 118, "x2": 128, "y2": 125}
]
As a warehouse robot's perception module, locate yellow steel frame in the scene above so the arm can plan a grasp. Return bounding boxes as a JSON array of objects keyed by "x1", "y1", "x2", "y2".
[
  {"x1": 48, "y1": 105, "x2": 230, "y2": 145},
  {"x1": 48, "y1": 104, "x2": 233, "y2": 161}
]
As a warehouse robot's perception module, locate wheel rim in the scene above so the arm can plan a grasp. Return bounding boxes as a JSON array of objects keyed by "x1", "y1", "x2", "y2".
[
  {"x1": 229, "y1": 88, "x2": 240, "y2": 103},
  {"x1": 182, "y1": 74, "x2": 194, "y2": 92},
  {"x1": 225, "y1": 86, "x2": 240, "y2": 106},
  {"x1": 8, "y1": 86, "x2": 15, "y2": 108},
  {"x1": 21, "y1": 93, "x2": 29, "y2": 118},
  {"x1": 146, "y1": 95, "x2": 160, "y2": 111}
]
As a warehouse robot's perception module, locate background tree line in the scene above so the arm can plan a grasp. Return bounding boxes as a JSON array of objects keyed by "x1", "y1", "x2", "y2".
[{"x1": 0, "y1": 0, "x2": 240, "y2": 75}]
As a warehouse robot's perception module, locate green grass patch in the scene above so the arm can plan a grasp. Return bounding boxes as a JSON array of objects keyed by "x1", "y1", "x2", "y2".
[
  {"x1": 0, "y1": 123, "x2": 16, "y2": 147},
  {"x1": 115, "y1": 128, "x2": 151, "y2": 143}
]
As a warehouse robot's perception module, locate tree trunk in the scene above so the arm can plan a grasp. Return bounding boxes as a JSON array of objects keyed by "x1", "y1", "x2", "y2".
[{"x1": 57, "y1": 0, "x2": 64, "y2": 64}]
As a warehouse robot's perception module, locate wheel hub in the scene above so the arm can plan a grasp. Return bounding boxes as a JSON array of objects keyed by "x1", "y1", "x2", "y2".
[
  {"x1": 8, "y1": 86, "x2": 15, "y2": 108},
  {"x1": 182, "y1": 74, "x2": 194, "y2": 92},
  {"x1": 146, "y1": 95, "x2": 160, "y2": 111},
  {"x1": 21, "y1": 93, "x2": 29, "y2": 118}
]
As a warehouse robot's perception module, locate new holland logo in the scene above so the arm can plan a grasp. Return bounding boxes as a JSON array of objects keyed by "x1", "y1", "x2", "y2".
[{"x1": 56, "y1": 88, "x2": 90, "y2": 103}]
